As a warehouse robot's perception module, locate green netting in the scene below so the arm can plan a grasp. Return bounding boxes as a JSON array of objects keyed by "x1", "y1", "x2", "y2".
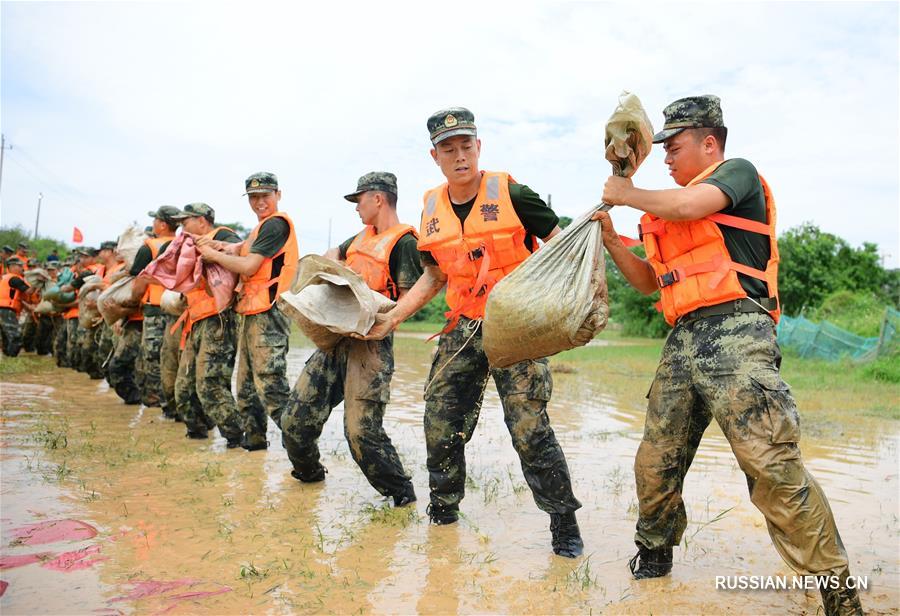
[{"x1": 777, "y1": 307, "x2": 899, "y2": 361}]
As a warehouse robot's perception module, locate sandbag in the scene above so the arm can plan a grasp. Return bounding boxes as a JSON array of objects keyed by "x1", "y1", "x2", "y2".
[
  {"x1": 24, "y1": 268, "x2": 52, "y2": 293},
  {"x1": 482, "y1": 210, "x2": 609, "y2": 368},
  {"x1": 34, "y1": 300, "x2": 55, "y2": 315},
  {"x1": 482, "y1": 91, "x2": 654, "y2": 368},
  {"x1": 97, "y1": 275, "x2": 140, "y2": 326},
  {"x1": 43, "y1": 285, "x2": 76, "y2": 308},
  {"x1": 117, "y1": 225, "x2": 149, "y2": 270},
  {"x1": 160, "y1": 290, "x2": 187, "y2": 317},
  {"x1": 77, "y1": 275, "x2": 105, "y2": 327},
  {"x1": 278, "y1": 255, "x2": 394, "y2": 351}
]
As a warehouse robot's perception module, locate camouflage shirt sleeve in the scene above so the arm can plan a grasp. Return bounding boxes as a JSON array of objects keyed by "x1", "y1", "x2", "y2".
[{"x1": 337, "y1": 235, "x2": 356, "y2": 260}]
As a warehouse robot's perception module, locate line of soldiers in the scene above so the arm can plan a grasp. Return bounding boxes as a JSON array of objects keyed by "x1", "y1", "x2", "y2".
[{"x1": 0, "y1": 98, "x2": 862, "y2": 615}]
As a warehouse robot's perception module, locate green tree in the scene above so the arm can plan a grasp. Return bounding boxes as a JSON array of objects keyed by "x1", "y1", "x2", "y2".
[
  {"x1": 0, "y1": 225, "x2": 71, "y2": 261},
  {"x1": 217, "y1": 221, "x2": 253, "y2": 239},
  {"x1": 558, "y1": 216, "x2": 573, "y2": 229},
  {"x1": 605, "y1": 249, "x2": 668, "y2": 338}
]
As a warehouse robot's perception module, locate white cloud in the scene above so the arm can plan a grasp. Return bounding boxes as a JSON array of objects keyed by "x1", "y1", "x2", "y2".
[{"x1": 1, "y1": 1, "x2": 897, "y2": 265}]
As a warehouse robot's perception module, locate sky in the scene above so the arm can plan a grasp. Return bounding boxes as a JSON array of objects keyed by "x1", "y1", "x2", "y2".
[{"x1": 1, "y1": 1, "x2": 898, "y2": 265}]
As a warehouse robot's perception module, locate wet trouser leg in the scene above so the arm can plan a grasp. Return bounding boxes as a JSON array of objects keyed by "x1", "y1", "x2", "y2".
[
  {"x1": 108, "y1": 321, "x2": 142, "y2": 404},
  {"x1": 185, "y1": 312, "x2": 241, "y2": 441},
  {"x1": 175, "y1": 326, "x2": 206, "y2": 433},
  {"x1": 79, "y1": 326, "x2": 102, "y2": 378},
  {"x1": 54, "y1": 316, "x2": 69, "y2": 366},
  {"x1": 96, "y1": 324, "x2": 115, "y2": 381},
  {"x1": 159, "y1": 314, "x2": 181, "y2": 419},
  {"x1": 236, "y1": 308, "x2": 290, "y2": 447},
  {"x1": 21, "y1": 313, "x2": 37, "y2": 353},
  {"x1": 634, "y1": 313, "x2": 852, "y2": 580},
  {"x1": 35, "y1": 315, "x2": 54, "y2": 355},
  {"x1": 492, "y1": 356, "x2": 582, "y2": 514},
  {"x1": 0, "y1": 308, "x2": 23, "y2": 357},
  {"x1": 66, "y1": 319, "x2": 82, "y2": 369},
  {"x1": 140, "y1": 313, "x2": 166, "y2": 407}
]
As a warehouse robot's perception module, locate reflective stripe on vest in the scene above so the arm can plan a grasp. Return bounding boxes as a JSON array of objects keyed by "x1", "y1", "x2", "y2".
[
  {"x1": 0, "y1": 274, "x2": 24, "y2": 315},
  {"x1": 639, "y1": 161, "x2": 781, "y2": 325},
  {"x1": 345, "y1": 224, "x2": 417, "y2": 300},
  {"x1": 417, "y1": 171, "x2": 533, "y2": 324},
  {"x1": 235, "y1": 212, "x2": 299, "y2": 315}
]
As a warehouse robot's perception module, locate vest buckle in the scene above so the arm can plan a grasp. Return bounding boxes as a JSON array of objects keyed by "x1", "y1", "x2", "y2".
[
  {"x1": 468, "y1": 247, "x2": 484, "y2": 261},
  {"x1": 657, "y1": 270, "x2": 680, "y2": 288}
]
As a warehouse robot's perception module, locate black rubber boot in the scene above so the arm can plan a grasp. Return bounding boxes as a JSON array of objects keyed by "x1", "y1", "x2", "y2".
[
  {"x1": 426, "y1": 503, "x2": 458, "y2": 525},
  {"x1": 820, "y1": 576, "x2": 864, "y2": 616},
  {"x1": 628, "y1": 544, "x2": 673, "y2": 579},
  {"x1": 392, "y1": 485, "x2": 417, "y2": 507},
  {"x1": 185, "y1": 430, "x2": 208, "y2": 440},
  {"x1": 241, "y1": 435, "x2": 268, "y2": 451},
  {"x1": 550, "y1": 512, "x2": 584, "y2": 558},
  {"x1": 290, "y1": 465, "x2": 327, "y2": 483}
]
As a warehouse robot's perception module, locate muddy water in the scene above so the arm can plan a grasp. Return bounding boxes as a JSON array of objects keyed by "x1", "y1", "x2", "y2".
[{"x1": 1, "y1": 336, "x2": 898, "y2": 615}]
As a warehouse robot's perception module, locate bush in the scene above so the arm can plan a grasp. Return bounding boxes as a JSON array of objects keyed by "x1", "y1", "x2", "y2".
[
  {"x1": 0, "y1": 225, "x2": 71, "y2": 262},
  {"x1": 808, "y1": 290, "x2": 886, "y2": 337},
  {"x1": 606, "y1": 250, "x2": 669, "y2": 338},
  {"x1": 407, "y1": 290, "x2": 449, "y2": 323},
  {"x1": 862, "y1": 354, "x2": 900, "y2": 383}
]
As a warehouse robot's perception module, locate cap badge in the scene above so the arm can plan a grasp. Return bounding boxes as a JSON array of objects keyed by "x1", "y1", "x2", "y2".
[
  {"x1": 251, "y1": 179, "x2": 260, "y2": 188},
  {"x1": 444, "y1": 114, "x2": 458, "y2": 128}
]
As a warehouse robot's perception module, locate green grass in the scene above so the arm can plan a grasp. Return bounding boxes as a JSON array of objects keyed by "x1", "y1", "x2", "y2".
[{"x1": 0, "y1": 354, "x2": 57, "y2": 376}]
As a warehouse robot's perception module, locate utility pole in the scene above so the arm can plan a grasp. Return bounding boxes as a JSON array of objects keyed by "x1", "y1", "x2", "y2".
[
  {"x1": 0, "y1": 134, "x2": 11, "y2": 197},
  {"x1": 34, "y1": 192, "x2": 43, "y2": 239},
  {"x1": 327, "y1": 217, "x2": 332, "y2": 248}
]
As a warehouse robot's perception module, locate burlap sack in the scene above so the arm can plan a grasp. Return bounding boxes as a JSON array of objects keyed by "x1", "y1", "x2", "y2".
[
  {"x1": 160, "y1": 290, "x2": 187, "y2": 317},
  {"x1": 97, "y1": 275, "x2": 140, "y2": 325},
  {"x1": 34, "y1": 300, "x2": 55, "y2": 315},
  {"x1": 117, "y1": 225, "x2": 149, "y2": 270},
  {"x1": 24, "y1": 268, "x2": 52, "y2": 293},
  {"x1": 278, "y1": 255, "x2": 395, "y2": 351}
]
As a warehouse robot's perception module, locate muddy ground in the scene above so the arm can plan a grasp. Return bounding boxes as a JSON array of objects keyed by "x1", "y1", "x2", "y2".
[{"x1": 1, "y1": 334, "x2": 898, "y2": 614}]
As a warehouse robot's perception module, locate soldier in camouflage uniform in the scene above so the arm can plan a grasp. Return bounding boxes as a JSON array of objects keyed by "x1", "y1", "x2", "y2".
[
  {"x1": 196, "y1": 173, "x2": 298, "y2": 451},
  {"x1": 159, "y1": 314, "x2": 182, "y2": 419},
  {"x1": 33, "y1": 262, "x2": 59, "y2": 356},
  {"x1": 0, "y1": 257, "x2": 32, "y2": 356},
  {"x1": 596, "y1": 95, "x2": 862, "y2": 615},
  {"x1": 172, "y1": 203, "x2": 243, "y2": 445},
  {"x1": 281, "y1": 173, "x2": 418, "y2": 505},
  {"x1": 19, "y1": 259, "x2": 41, "y2": 353},
  {"x1": 108, "y1": 319, "x2": 143, "y2": 404},
  {"x1": 363, "y1": 109, "x2": 583, "y2": 558},
  {"x1": 129, "y1": 206, "x2": 181, "y2": 407}
]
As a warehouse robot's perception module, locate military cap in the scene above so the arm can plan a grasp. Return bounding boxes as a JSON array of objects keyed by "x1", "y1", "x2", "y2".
[
  {"x1": 177, "y1": 202, "x2": 216, "y2": 221},
  {"x1": 343, "y1": 172, "x2": 398, "y2": 203},
  {"x1": 147, "y1": 205, "x2": 185, "y2": 223},
  {"x1": 27, "y1": 258, "x2": 39, "y2": 266},
  {"x1": 652, "y1": 95, "x2": 725, "y2": 143},
  {"x1": 244, "y1": 172, "x2": 279, "y2": 195},
  {"x1": 17, "y1": 241, "x2": 28, "y2": 249},
  {"x1": 2, "y1": 245, "x2": 13, "y2": 253},
  {"x1": 77, "y1": 247, "x2": 97, "y2": 257},
  {"x1": 100, "y1": 240, "x2": 118, "y2": 251},
  {"x1": 5, "y1": 256, "x2": 23, "y2": 266},
  {"x1": 427, "y1": 107, "x2": 477, "y2": 144},
  {"x1": 46, "y1": 261, "x2": 59, "y2": 270}
]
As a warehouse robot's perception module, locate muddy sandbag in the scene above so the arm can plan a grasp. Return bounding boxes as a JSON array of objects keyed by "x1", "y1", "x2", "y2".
[
  {"x1": 43, "y1": 285, "x2": 76, "y2": 308},
  {"x1": 97, "y1": 275, "x2": 140, "y2": 325},
  {"x1": 278, "y1": 255, "x2": 395, "y2": 351},
  {"x1": 160, "y1": 290, "x2": 187, "y2": 317},
  {"x1": 482, "y1": 92, "x2": 654, "y2": 368},
  {"x1": 34, "y1": 300, "x2": 56, "y2": 315},
  {"x1": 482, "y1": 210, "x2": 609, "y2": 368},
  {"x1": 78, "y1": 290, "x2": 103, "y2": 328},
  {"x1": 24, "y1": 268, "x2": 52, "y2": 293},
  {"x1": 117, "y1": 225, "x2": 149, "y2": 270}
]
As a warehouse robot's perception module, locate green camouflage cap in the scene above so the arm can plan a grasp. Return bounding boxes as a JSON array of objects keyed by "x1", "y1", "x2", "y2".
[
  {"x1": 1, "y1": 245, "x2": 13, "y2": 253},
  {"x1": 244, "y1": 171, "x2": 279, "y2": 195},
  {"x1": 652, "y1": 95, "x2": 724, "y2": 143},
  {"x1": 45, "y1": 261, "x2": 59, "y2": 270},
  {"x1": 147, "y1": 205, "x2": 185, "y2": 224},
  {"x1": 76, "y1": 247, "x2": 97, "y2": 257},
  {"x1": 176, "y1": 202, "x2": 216, "y2": 221},
  {"x1": 427, "y1": 107, "x2": 477, "y2": 144},
  {"x1": 343, "y1": 172, "x2": 398, "y2": 202},
  {"x1": 27, "y1": 258, "x2": 40, "y2": 267},
  {"x1": 100, "y1": 240, "x2": 118, "y2": 250},
  {"x1": 17, "y1": 241, "x2": 28, "y2": 249},
  {"x1": 5, "y1": 256, "x2": 23, "y2": 267}
]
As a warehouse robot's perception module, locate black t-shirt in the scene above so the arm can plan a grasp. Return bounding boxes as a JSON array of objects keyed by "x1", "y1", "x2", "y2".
[
  {"x1": 419, "y1": 182, "x2": 558, "y2": 266},
  {"x1": 338, "y1": 230, "x2": 424, "y2": 295},
  {"x1": 701, "y1": 158, "x2": 771, "y2": 298},
  {"x1": 9, "y1": 276, "x2": 29, "y2": 293},
  {"x1": 249, "y1": 218, "x2": 289, "y2": 258},
  {"x1": 214, "y1": 228, "x2": 243, "y2": 244}
]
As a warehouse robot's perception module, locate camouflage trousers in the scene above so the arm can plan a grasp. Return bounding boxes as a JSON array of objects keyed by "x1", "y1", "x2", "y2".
[
  {"x1": 96, "y1": 324, "x2": 115, "y2": 381},
  {"x1": 78, "y1": 325, "x2": 103, "y2": 378},
  {"x1": 635, "y1": 312, "x2": 851, "y2": 579},
  {"x1": 160, "y1": 314, "x2": 181, "y2": 419},
  {"x1": 0, "y1": 308, "x2": 22, "y2": 357},
  {"x1": 35, "y1": 315, "x2": 54, "y2": 355},
  {"x1": 424, "y1": 317, "x2": 581, "y2": 515},
  {"x1": 281, "y1": 336, "x2": 413, "y2": 498},
  {"x1": 21, "y1": 312, "x2": 37, "y2": 353},
  {"x1": 140, "y1": 313, "x2": 167, "y2": 407},
  {"x1": 65, "y1": 318, "x2": 82, "y2": 369},
  {"x1": 175, "y1": 311, "x2": 242, "y2": 441},
  {"x1": 236, "y1": 307, "x2": 291, "y2": 449},
  {"x1": 108, "y1": 320, "x2": 142, "y2": 404},
  {"x1": 53, "y1": 316, "x2": 69, "y2": 366}
]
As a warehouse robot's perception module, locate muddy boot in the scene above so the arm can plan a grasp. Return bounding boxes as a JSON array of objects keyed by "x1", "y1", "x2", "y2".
[
  {"x1": 392, "y1": 484, "x2": 417, "y2": 507},
  {"x1": 628, "y1": 544, "x2": 673, "y2": 579},
  {"x1": 426, "y1": 503, "x2": 458, "y2": 525},
  {"x1": 185, "y1": 430, "x2": 208, "y2": 440},
  {"x1": 820, "y1": 576, "x2": 864, "y2": 616},
  {"x1": 241, "y1": 434, "x2": 268, "y2": 451},
  {"x1": 290, "y1": 464, "x2": 327, "y2": 483},
  {"x1": 550, "y1": 512, "x2": 584, "y2": 558}
]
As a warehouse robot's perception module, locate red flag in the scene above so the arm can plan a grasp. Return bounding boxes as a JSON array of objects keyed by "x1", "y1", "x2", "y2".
[{"x1": 72, "y1": 227, "x2": 83, "y2": 243}]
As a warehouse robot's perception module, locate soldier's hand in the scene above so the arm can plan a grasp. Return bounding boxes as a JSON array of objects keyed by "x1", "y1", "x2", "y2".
[
  {"x1": 354, "y1": 312, "x2": 396, "y2": 341},
  {"x1": 196, "y1": 243, "x2": 220, "y2": 262},
  {"x1": 112, "y1": 321, "x2": 124, "y2": 336},
  {"x1": 591, "y1": 210, "x2": 620, "y2": 246},
  {"x1": 602, "y1": 175, "x2": 633, "y2": 206}
]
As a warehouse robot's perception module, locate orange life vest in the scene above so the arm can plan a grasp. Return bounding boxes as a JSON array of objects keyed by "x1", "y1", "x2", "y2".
[
  {"x1": 639, "y1": 161, "x2": 780, "y2": 326},
  {"x1": 142, "y1": 236, "x2": 173, "y2": 307},
  {"x1": 345, "y1": 224, "x2": 417, "y2": 300},
  {"x1": 15, "y1": 252, "x2": 29, "y2": 271},
  {"x1": 417, "y1": 171, "x2": 534, "y2": 325},
  {"x1": 235, "y1": 212, "x2": 298, "y2": 315},
  {"x1": 0, "y1": 273, "x2": 25, "y2": 315},
  {"x1": 184, "y1": 227, "x2": 236, "y2": 325},
  {"x1": 102, "y1": 261, "x2": 125, "y2": 286}
]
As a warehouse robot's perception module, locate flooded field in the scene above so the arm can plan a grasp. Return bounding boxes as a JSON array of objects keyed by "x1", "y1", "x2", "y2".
[{"x1": 1, "y1": 334, "x2": 898, "y2": 614}]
